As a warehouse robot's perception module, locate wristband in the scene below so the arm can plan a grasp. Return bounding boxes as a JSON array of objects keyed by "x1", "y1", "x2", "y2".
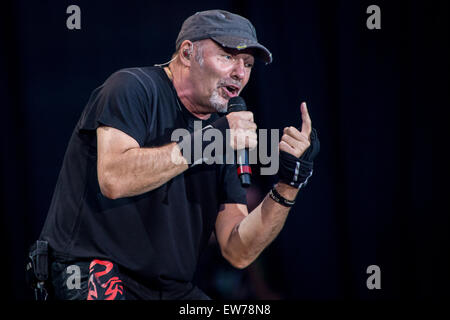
[
  {"x1": 278, "y1": 152, "x2": 314, "y2": 188},
  {"x1": 269, "y1": 186, "x2": 296, "y2": 207}
]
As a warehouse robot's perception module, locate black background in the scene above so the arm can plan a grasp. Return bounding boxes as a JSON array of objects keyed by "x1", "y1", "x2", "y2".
[{"x1": 1, "y1": 0, "x2": 448, "y2": 300}]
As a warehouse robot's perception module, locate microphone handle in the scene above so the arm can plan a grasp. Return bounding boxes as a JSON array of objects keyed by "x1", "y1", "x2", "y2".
[
  {"x1": 236, "y1": 148, "x2": 251, "y2": 188},
  {"x1": 227, "y1": 97, "x2": 251, "y2": 188}
]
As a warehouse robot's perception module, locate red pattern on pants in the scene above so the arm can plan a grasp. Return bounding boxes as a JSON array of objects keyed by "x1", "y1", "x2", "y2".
[{"x1": 87, "y1": 259, "x2": 124, "y2": 300}]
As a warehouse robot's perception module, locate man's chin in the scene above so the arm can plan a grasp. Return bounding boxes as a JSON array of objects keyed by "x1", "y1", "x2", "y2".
[
  {"x1": 212, "y1": 104, "x2": 228, "y2": 113},
  {"x1": 209, "y1": 91, "x2": 228, "y2": 113}
]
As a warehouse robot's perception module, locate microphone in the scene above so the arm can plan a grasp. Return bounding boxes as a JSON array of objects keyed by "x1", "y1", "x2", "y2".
[{"x1": 227, "y1": 97, "x2": 252, "y2": 188}]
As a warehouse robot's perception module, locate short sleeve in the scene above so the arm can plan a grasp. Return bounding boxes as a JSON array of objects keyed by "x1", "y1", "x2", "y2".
[
  {"x1": 220, "y1": 164, "x2": 248, "y2": 205},
  {"x1": 78, "y1": 70, "x2": 152, "y2": 147}
]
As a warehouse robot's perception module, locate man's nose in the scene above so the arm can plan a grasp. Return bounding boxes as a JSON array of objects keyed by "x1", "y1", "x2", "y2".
[{"x1": 230, "y1": 59, "x2": 245, "y2": 81}]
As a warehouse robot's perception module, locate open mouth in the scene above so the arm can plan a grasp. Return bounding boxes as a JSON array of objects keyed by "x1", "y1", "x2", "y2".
[{"x1": 221, "y1": 85, "x2": 240, "y2": 98}]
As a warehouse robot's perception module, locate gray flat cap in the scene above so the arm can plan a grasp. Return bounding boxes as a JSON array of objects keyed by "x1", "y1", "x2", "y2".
[{"x1": 176, "y1": 10, "x2": 272, "y2": 64}]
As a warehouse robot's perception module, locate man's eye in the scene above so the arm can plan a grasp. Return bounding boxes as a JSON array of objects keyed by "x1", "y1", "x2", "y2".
[
  {"x1": 223, "y1": 55, "x2": 232, "y2": 60},
  {"x1": 245, "y1": 63, "x2": 254, "y2": 68}
]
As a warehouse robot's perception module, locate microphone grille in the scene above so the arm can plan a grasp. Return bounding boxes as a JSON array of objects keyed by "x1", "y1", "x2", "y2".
[{"x1": 227, "y1": 96, "x2": 247, "y2": 113}]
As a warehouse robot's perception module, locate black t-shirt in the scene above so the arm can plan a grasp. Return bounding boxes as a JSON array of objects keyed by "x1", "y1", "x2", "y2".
[{"x1": 40, "y1": 66, "x2": 247, "y2": 293}]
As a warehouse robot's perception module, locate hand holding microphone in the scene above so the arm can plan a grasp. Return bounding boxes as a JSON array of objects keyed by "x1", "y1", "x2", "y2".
[
  {"x1": 226, "y1": 97, "x2": 257, "y2": 188},
  {"x1": 176, "y1": 96, "x2": 256, "y2": 181}
]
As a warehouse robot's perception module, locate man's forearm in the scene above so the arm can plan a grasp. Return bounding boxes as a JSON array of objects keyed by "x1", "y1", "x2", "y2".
[
  {"x1": 226, "y1": 183, "x2": 299, "y2": 268},
  {"x1": 99, "y1": 142, "x2": 188, "y2": 199}
]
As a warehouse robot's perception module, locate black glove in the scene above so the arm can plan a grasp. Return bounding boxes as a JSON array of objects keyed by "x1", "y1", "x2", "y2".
[{"x1": 278, "y1": 128, "x2": 320, "y2": 189}]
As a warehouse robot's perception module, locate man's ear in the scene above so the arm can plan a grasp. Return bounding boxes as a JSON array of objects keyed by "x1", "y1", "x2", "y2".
[{"x1": 179, "y1": 40, "x2": 193, "y2": 67}]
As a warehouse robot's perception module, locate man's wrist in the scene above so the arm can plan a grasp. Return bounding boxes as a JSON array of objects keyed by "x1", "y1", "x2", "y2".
[
  {"x1": 269, "y1": 182, "x2": 299, "y2": 207},
  {"x1": 171, "y1": 142, "x2": 190, "y2": 168},
  {"x1": 276, "y1": 182, "x2": 299, "y2": 199}
]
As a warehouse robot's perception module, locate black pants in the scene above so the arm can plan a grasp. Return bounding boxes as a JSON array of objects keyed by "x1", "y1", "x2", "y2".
[{"x1": 50, "y1": 258, "x2": 210, "y2": 300}]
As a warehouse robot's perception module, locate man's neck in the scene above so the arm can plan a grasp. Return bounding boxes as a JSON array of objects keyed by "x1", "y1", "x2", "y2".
[{"x1": 164, "y1": 65, "x2": 211, "y2": 120}]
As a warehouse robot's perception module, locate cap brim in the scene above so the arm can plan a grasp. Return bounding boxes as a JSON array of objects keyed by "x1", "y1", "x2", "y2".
[{"x1": 210, "y1": 35, "x2": 273, "y2": 64}]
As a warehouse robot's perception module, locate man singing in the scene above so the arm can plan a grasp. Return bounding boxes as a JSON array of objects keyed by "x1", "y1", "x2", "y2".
[{"x1": 38, "y1": 9, "x2": 319, "y2": 300}]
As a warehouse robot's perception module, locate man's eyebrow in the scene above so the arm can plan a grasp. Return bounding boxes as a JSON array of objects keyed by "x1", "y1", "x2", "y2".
[
  {"x1": 217, "y1": 46, "x2": 234, "y2": 54},
  {"x1": 215, "y1": 46, "x2": 255, "y2": 61}
]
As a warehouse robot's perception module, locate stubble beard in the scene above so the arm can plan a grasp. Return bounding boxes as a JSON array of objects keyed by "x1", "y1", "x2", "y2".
[{"x1": 209, "y1": 88, "x2": 228, "y2": 113}]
